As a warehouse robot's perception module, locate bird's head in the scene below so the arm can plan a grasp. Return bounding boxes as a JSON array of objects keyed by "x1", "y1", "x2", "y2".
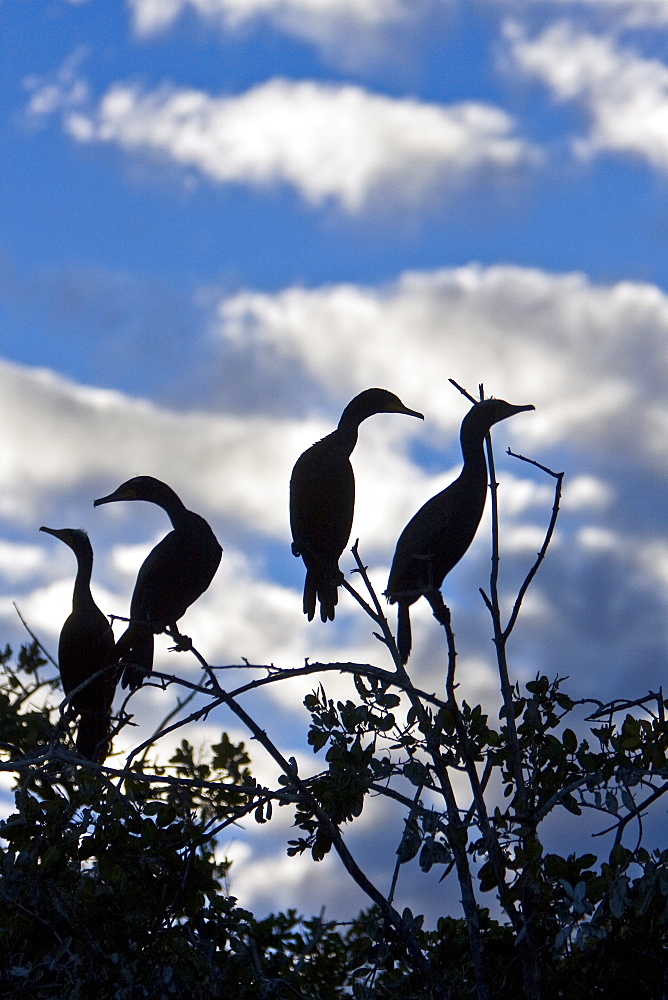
[
  {"x1": 94, "y1": 475, "x2": 175, "y2": 508},
  {"x1": 341, "y1": 388, "x2": 424, "y2": 426},
  {"x1": 463, "y1": 397, "x2": 534, "y2": 435},
  {"x1": 40, "y1": 526, "x2": 92, "y2": 556},
  {"x1": 476, "y1": 397, "x2": 534, "y2": 425}
]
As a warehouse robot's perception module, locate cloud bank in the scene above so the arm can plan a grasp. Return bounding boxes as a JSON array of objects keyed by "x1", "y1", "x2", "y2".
[
  {"x1": 216, "y1": 264, "x2": 668, "y2": 467},
  {"x1": 30, "y1": 73, "x2": 537, "y2": 213}
]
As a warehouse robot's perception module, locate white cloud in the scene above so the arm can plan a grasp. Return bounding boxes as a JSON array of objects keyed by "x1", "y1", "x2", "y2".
[
  {"x1": 216, "y1": 264, "x2": 668, "y2": 467},
  {"x1": 0, "y1": 359, "x2": 303, "y2": 536},
  {"x1": 0, "y1": 541, "x2": 44, "y2": 580},
  {"x1": 561, "y1": 475, "x2": 613, "y2": 511},
  {"x1": 127, "y1": 0, "x2": 414, "y2": 67},
  {"x1": 48, "y1": 76, "x2": 537, "y2": 212},
  {"x1": 129, "y1": 0, "x2": 184, "y2": 33},
  {"x1": 506, "y1": 20, "x2": 668, "y2": 169},
  {"x1": 129, "y1": 0, "x2": 408, "y2": 32},
  {"x1": 578, "y1": 525, "x2": 617, "y2": 551}
]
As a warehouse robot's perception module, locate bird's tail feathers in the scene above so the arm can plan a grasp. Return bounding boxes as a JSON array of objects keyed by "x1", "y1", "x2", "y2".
[
  {"x1": 317, "y1": 575, "x2": 338, "y2": 623},
  {"x1": 77, "y1": 709, "x2": 111, "y2": 763},
  {"x1": 116, "y1": 626, "x2": 154, "y2": 690},
  {"x1": 303, "y1": 568, "x2": 339, "y2": 622},
  {"x1": 397, "y1": 601, "x2": 412, "y2": 665},
  {"x1": 303, "y1": 570, "x2": 317, "y2": 621}
]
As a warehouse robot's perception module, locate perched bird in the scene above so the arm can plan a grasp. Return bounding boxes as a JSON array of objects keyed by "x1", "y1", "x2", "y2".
[
  {"x1": 40, "y1": 527, "x2": 117, "y2": 762},
  {"x1": 386, "y1": 398, "x2": 535, "y2": 663},
  {"x1": 290, "y1": 388, "x2": 424, "y2": 622},
  {"x1": 94, "y1": 476, "x2": 222, "y2": 690}
]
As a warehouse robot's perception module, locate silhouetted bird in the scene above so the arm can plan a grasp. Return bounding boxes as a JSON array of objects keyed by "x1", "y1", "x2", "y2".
[
  {"x1": 40, "y1": 527, "x2": 117, "y2": 762},
  {"x1": 386, "y1": 398, "x2": 534, "y2": 663},
  {"x1": 290, "y1": 388, "x2": 424, "y2": 622},
  {"x1": 94, "y1": 476, "x2": 222, "y2": 690}
]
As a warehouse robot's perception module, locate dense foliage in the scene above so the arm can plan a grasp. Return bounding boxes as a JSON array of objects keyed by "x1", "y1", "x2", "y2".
[{"x1": 1, "y1": 634, "x2": 667, "y2": 997}]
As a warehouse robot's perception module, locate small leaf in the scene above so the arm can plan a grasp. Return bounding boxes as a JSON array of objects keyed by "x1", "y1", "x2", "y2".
[
  {"x1": 621, "y1": 787, "x2": 635, "y2": 812},
  {"x1": 609, "y1": 875, "x2": 629, "y2": 918},
  {"x1": 562, "y1": 728, "x2": 578, "y2": 754},
  {"x1": 403, "y1": 759, "x2": 429, "y2": 786},
  {"x1": 605, "y1": 790, "x2": 619, "y2": 814},
  {"x1": 397, "y1": 818, "x2": 422, "y2": 864},
  {"x1": 308, "y1": 728, "x2": 329, "y2": 753}
]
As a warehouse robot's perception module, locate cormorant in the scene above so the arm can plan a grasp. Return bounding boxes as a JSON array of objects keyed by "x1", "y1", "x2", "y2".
[
  {"x1": 40, "y1": 527, "x2": 117, "y2": 762},
  {"x1": 94, "y1": 476, "x2": 222, "y2": 690},
  {"x1": 385, "y1": 398, "x2": 534, "y2": 663},
  {"x1": 290, "y1": 388, "x2": 424, "y2": 622}
]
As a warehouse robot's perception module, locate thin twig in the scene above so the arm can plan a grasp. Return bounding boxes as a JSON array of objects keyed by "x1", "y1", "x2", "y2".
[
  {"x1": 503, "y1": 450, "x2": 563, "y2": 640},
  {"x1": 13, "y1": 602, "x2": 58, "y2": 668},
  {"x1": 448, "y1": 379, "x2": 478, "y2": 405},
  {"x1": 347, "y1": 541, "x2": 410, "y2": 673}
]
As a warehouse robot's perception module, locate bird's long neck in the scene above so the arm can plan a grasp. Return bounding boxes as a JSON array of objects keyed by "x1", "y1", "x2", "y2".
[
  {"x1": 460, "y1": 419, "x2": 490, "y2": 476},
  {"x1": 156, "y1": 490, "x2": 190, "y2": 529},
  {"x1": 335, "y1": 408, "x2": 362, "y2": 456},
  {"x1": 73, "y1": 546, "x2": 94, "y2": 605}
]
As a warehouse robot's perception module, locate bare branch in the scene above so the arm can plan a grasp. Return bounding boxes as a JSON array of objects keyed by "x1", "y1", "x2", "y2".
[
  {"x1": 13, "y1": 602, "x2": 58, "y2": 668},
  {"x1": 503, "y1": 450, "x2": 563, "y2": 640}
]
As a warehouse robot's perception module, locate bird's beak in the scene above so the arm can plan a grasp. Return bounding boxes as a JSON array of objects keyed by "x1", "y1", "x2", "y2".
[
  {"x1": 400, "y1": 406, "x2": 424, "y2": 420},
  {"x1": 40, "y1": 526, "x2": 63, "y2": 539},
  {"x1": 511, "y1": 404, "x2": 535, "y2": 415},
  {"x1": 94, "y1": 487, "x2": 137, "y2": 507}
]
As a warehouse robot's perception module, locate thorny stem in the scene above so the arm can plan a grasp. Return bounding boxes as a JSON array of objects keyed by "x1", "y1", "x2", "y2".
[
  {"x1": 137, "y1": 659, "x2": 451, "y2": 713},
  {"x1": 345, "y1": 542, "x2": 485, "y2": 992},
  {"x1": 478, "y1": 386, "x2": 547, "y2": 1000},
  {"x1": 503, "y1": 451, "x2": 563, "y2": 640},
  {"x1": 482, "y1": 424, "x2": 527, "y2": 802},
  {"x1": 227, "y1": 661, "x2": 449, "y2": 711},
  {"x1": 434, "y1": 595, "x2": 522, "y2": 935},
  {"x1": 594, "y1": 781, "x2": 668, "y2": 844},
  {"x1": 435, "y1": 608, "x2": 492, "y2": 996},
  {"x1": 344, "y1": 540, "x2": 405, "y2": 672},
  {"x1": 373, "y1": 586, "x2": 489, "y2": 997},
  {"x1": 425, "y1": 723, "x2": 490, "y2": 1000},
  {"x1": 585, "y1": 690, "x2": 667, "y2": 722}
]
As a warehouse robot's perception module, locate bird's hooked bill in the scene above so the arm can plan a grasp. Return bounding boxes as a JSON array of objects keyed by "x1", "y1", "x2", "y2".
[
  {"x1": 510, "y1": 403, "x2": 535, "y2": 415},
  {"x1": 94, "y1": 487, "x2": 137, "y2": 506}
]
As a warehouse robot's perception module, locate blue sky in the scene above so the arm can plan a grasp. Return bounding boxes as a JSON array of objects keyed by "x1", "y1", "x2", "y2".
[{"x1": 1, "y1": 0, "x2": 667, "y2": 923}]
